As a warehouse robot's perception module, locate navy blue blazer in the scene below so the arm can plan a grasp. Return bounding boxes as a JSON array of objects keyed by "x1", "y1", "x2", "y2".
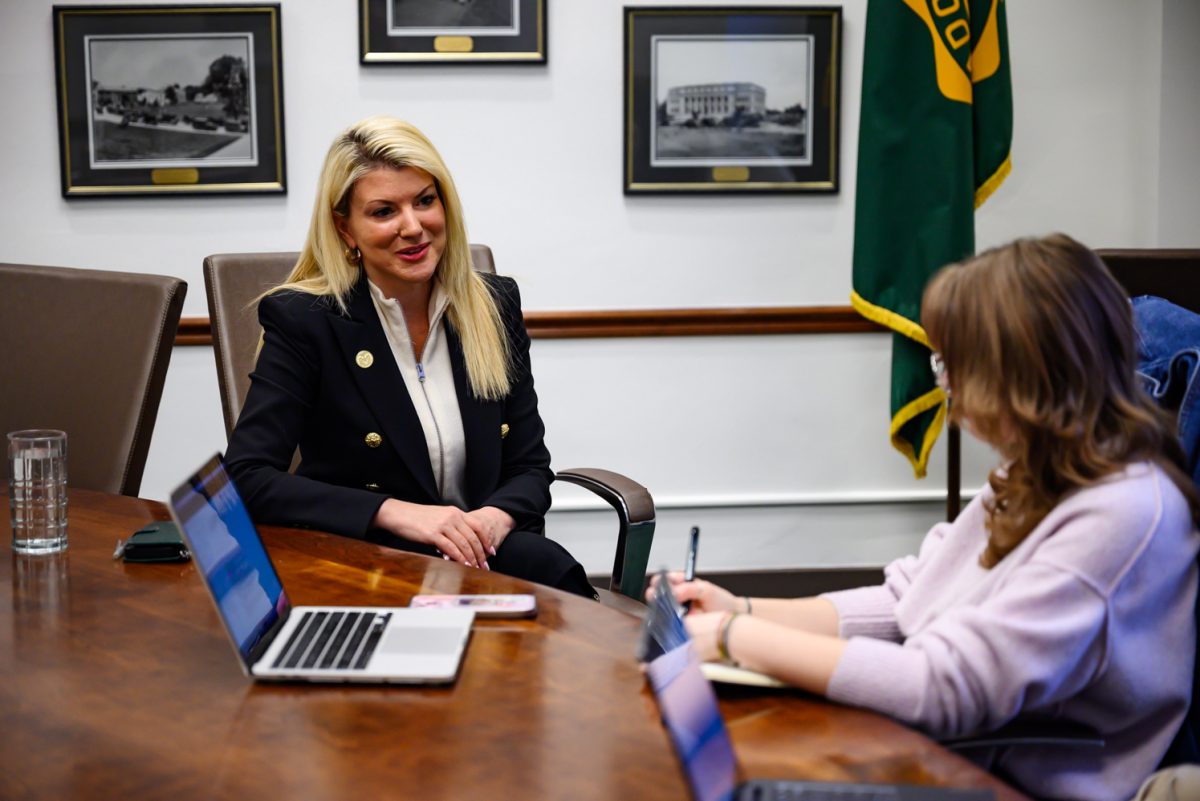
[{"x1": 224, "y1": 271, "x2": 553, "y2": 540}]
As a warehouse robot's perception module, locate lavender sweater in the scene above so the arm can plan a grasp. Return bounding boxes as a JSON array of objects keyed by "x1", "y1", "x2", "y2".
[{"x1": 822, "y1": 462, "x2": 1198, "y2": 801}]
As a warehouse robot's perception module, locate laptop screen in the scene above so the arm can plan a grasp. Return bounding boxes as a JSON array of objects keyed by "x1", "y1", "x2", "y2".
[
  {"x1": 169, "y1": 455, "x2": 289, "y2": 668},
  {"x1": 642, "y1": 575, "x2": 738, "y2": 801},
  {"x1": 647, "y1": 643, "x2": 740, "y2": 801}
]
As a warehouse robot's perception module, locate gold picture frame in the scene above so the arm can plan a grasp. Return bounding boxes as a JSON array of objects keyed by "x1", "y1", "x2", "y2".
[
  {"x1": 360, "y1": 0, "x2": 546, "y2": 65},
  {"x1": 53, "y1": 4, "x2": 286, "y2": 198},
  {"x1": 624, "y1": 6, "x2": 841, "y2": 195}
]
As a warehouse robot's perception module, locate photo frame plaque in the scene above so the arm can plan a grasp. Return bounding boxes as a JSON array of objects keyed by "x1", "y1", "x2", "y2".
[
  {"x1": 53, "y1": 4, "x2": 286, "y2": 197},
  {"x1": 624, "y1": 6, "x2": 841, "y2": 194},
  {"x1": 360, "y1": 0, "x2": 546, "y2": 64}
]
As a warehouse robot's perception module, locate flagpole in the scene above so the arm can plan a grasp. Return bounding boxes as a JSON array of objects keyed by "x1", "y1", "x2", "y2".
[{"x1": 947, "y1": 423, "x2": 962, "y2": 522}]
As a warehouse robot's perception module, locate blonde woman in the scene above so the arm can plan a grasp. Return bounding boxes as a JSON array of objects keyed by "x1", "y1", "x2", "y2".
[
  {"x1": 226, "y1": 116, "x2": 593, "y2": 597},
  {"x1": 654, "y1": 234, "x2": 1200, "y2": 801}
]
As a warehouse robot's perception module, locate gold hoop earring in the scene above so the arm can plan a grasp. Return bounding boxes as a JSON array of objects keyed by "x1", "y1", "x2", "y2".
[{"x1": 344, "y1": 246, "x2": 362, "y2": 266}]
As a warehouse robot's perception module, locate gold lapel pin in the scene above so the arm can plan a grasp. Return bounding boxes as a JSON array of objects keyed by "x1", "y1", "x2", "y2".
[
  {"x1": 364, "y1": 432, "x2": 382, "y2": 448},
  {"x1": 500, "y1": 423, "x2": 510, "y2": 439},
  {"x1": 355, "y1": 350, "x2": 374, "y2": 369}
]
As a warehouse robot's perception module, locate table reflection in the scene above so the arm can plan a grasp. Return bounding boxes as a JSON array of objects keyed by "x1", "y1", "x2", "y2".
[{"x1": 11, "y1": 550, "x2": 70, "y2": 620}]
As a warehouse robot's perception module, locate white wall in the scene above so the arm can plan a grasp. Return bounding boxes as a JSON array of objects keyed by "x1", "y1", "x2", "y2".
[
  {"x1": 1, "y1": 1, "x2": 1191, "y2": 575},
  {"x1": 1158, "y1": 0, "x2": 1200, "y2": 246}
]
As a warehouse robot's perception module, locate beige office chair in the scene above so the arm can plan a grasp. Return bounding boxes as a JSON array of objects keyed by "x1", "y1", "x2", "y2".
[
  {"x1": 0, "y1": 263, "x2": 186, "y2": 496},
  {"x1": 203, "y1": 248, "x2": 655, "y2": 608}
]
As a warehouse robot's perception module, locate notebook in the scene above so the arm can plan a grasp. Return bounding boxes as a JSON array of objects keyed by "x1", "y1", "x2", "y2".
[
  {"x1": 168, "y1": 454, "x2": 474, "y2": 684},
  {"x1": 641, "y1": 575, "x2": 995, "y2": 801}
]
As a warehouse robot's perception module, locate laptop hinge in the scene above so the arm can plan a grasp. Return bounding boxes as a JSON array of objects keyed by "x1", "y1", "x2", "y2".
[{"x1": 247, "y1": 606, "x2": 291, "y2": 669}]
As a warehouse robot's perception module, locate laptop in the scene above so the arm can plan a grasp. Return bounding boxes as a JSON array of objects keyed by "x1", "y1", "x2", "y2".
[
  {"x1": 641, "y1": 575, "x2": 994, "y2": 801},
  {"x1": 168, "y1": 454, "x2": 475, "y2": 684}
]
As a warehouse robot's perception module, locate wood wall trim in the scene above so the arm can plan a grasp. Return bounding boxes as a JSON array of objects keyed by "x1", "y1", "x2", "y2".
[
  {"x1": 176, "y1": 306, "x2": 882, "y2": 347},
  {"x1": 521, "y1": 306, "x2": 881, "y2": 338},
  {"x1": 177, "y1": 317, "x2": 212, "y2": 346}
]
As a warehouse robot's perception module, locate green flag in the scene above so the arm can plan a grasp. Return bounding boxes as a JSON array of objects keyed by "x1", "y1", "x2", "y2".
[{"x1": 851, "y1": 0, "x2": 1012, "y2": 478}]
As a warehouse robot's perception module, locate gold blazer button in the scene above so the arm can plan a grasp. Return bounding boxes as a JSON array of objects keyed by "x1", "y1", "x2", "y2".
[
  {"x1": 355, "y1": 350, "x2": 374, "y2": 369},
  {"x1": 500, "y1": 423, "x2": 510, "y2": 439},
  {"x1": 364, "y1": 432, "x2": 382, "y2": 448}
]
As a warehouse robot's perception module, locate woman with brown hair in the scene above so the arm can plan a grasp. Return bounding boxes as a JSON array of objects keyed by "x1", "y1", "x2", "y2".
[{"x1": 654, "y1": 234, "x2": 1200, "y2": 801}]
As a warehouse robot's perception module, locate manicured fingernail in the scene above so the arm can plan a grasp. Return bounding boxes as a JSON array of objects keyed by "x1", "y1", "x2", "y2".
[
  {"x1": 483, "y1": 561, "x2": 490, "y2": 571},
  {"x1": 443, "y1": 554, "x2": 450, "y2": 560},
  {"x1": 489, "y1": 546, "x2": 497, "y2": 556}
]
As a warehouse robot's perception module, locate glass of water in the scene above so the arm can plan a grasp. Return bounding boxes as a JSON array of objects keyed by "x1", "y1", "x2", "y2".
[{"x1": 8, "y1": 430, "x2": 68, "y2": 554}]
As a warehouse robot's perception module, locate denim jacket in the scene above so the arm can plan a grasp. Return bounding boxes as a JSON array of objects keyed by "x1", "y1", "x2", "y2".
[{"x1": 1133, "y1": 296, "x2": 1200, "y2": 485}]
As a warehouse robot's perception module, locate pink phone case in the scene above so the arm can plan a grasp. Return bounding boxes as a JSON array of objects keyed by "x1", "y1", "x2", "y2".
[{"x1": 409, "y1": 594, "x2": 538, "y2": 618}]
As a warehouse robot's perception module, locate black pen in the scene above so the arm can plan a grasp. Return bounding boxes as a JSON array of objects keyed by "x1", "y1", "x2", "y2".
[{"x1": 682, "y1": 526, "x2": 700, "y2": 613}]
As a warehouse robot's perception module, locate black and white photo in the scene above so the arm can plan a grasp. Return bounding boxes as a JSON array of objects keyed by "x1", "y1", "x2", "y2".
[
  {"x1": 361, "y1": 0, "x2": 545, "y2": 64},
  {"x1": 625, "y1": 7, "x2": 841, "y2": 195},
  {"x1": 652, "y1": 36, "x2": 812, "y2": 168},
  {"x1": 388, "y1": 0, "x2": 518, "y2": 37},
  {"x1": 87, "y1": 35, "x2": 257, "y2": 169},
  {"x1": 53, "y1": 5, "x2": 285, "y2": 197}
]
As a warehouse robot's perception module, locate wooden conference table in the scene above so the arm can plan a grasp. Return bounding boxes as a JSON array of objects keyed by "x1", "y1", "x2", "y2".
[{"x1": 1, "y1": 489, "x2": 1028, "y2": 801}]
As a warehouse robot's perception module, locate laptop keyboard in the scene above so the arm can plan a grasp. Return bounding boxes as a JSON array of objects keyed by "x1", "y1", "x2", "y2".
[
  {"x1": 744, "y1": 783, "x2": 902, "y2": 801},
  {"x1": 271, "y1": 610, "x2": 390, "y2": 671}
]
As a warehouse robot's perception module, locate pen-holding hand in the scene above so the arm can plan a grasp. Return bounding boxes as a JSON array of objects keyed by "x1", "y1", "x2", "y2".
[
  {"x1": 371, "y1": 499, "x2": 490, "y2": 569},
  {"x1": 646, "y1": 572, "x2": 741, "y2": 615}
]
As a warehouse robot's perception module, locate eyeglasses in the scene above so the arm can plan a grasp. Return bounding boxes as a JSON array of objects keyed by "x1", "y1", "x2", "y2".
[{"x1": 930, "y1": 352, "x2": 950, "y2": 396}]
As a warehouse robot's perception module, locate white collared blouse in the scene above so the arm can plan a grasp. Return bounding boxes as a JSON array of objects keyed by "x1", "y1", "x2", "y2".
[{"x1": 367, "y1": 279, "x2": 468, "y2": 509}]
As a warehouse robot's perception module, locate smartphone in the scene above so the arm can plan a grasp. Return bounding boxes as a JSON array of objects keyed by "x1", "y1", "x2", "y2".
[
  {"x1": 636, "y1": 570, "x2": 689, "y2": 663},
  {"x1": 409, "y1": 594, "x2": 538, "y2": 619}
]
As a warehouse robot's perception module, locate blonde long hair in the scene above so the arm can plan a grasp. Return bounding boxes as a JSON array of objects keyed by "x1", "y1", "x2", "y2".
[
  {"x1": 922, "y1": 233, "x2": 1198, "y2": 567},
  {"x1": 271, "y1": 116, "x2": 511, "y2": 400}
]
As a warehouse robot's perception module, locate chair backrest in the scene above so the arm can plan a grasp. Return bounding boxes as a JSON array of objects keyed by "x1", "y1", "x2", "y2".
[
  {"x1": 203, "y1": 245, "x2": 496, "y2": 438},
  {"x1": 0, "y1": 263, "x2": 186, "y2": 496},
  {"x1": 1096, "y1": 249, "x2": 1200, "y2": 315},
  {"x1": 1095, "y1": 248, "x2": 1200, "y2": 769}
]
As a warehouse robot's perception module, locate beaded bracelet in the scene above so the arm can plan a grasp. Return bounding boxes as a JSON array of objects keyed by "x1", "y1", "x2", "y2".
[{"x1": 717, "y1": 611, "x2": 740, "y2": 664}]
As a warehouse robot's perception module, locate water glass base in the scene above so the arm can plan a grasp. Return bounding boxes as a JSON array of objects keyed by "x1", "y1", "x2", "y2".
[{"x1": 13, "y1": 536, "x2": 69, "y2": 555}]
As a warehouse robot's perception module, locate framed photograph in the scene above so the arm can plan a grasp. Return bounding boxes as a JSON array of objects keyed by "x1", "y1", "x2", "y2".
[
  {"x1": 53, "y1": 4, "x2": 286, "y2": 198},
  {"x1": 360, "y1": 0, "x2": 546, "y2": 64},
  {"x1": 624, "y1": 6, "x2": 841, "y2": 194}
]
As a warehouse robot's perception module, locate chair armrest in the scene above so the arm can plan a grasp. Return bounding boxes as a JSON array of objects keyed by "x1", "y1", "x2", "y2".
[
  {"x1": 555, "y1": 467, "x2": 656, "y2": 601},
  {"x1": 556, "y1": 468, "x2": 654, "y2": 523},
  {"x1": 939, "y1": 720, "x2": 1105, "y2": 752}
]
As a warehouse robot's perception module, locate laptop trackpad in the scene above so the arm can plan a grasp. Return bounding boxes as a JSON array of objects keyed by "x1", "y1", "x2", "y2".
[{"x1": 380, "y1": 626, "x2": 464, "y2": 656}]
